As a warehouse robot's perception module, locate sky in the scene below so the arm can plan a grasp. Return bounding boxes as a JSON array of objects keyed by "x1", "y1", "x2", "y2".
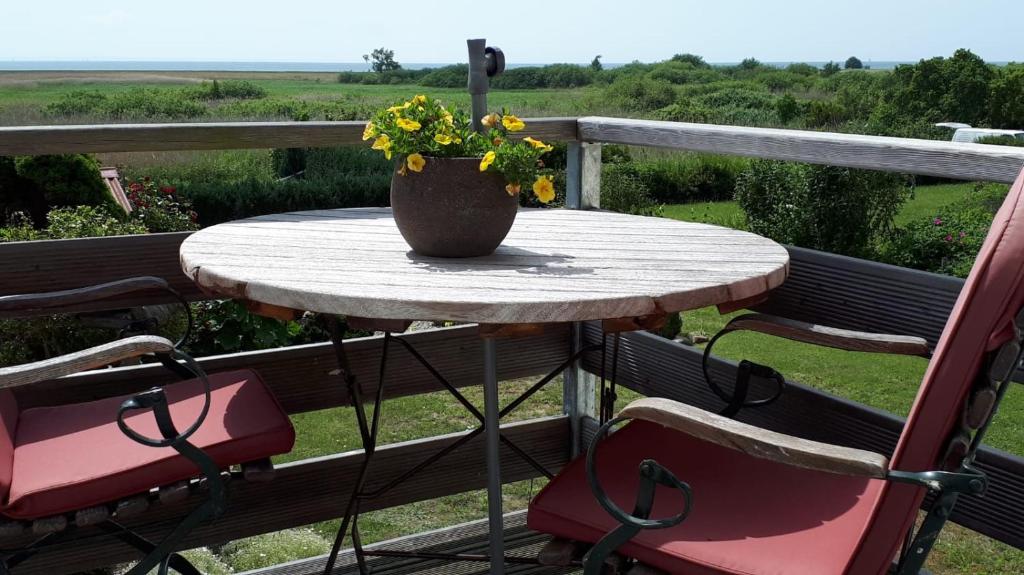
[{"x1": 1, "y1": 0, "x2": 1021, "y2": 64}]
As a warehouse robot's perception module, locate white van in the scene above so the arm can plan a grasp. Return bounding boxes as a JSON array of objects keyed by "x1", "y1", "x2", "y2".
[{"x1": 952, "y1": 127, "x2": 1024, "y2": 143}]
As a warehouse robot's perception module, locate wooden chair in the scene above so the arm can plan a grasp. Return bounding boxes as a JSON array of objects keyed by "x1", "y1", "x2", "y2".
[
  {"x1": 528, "y1": 168, "x2": 1024, "y2": 575},
  {"x1": 0, "y1": 277, "x2": 295, "y2": 575}
]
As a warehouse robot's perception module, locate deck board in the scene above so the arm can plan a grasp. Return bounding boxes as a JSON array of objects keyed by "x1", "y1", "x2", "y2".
[{"x1": 241, "y1": 511, "x2": 577, "y2": 575}]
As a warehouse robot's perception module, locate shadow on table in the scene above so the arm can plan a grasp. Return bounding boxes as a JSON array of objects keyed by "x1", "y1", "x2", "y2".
[{"x1": 405, "y1": 246, "x2": 595, "y2": 276}]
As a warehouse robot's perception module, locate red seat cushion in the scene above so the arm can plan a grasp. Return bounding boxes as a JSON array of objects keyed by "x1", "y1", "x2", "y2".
[
  {"x1": 528, "y1": 420, "x2": 884, "y2": 575},
  {"x1": 5, "y1": 369, "x2": 294, "y2": 519}
]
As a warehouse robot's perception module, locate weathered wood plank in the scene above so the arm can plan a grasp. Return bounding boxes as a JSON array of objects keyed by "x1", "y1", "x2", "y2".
[
  {"x1": 181, "y1": 208, "x2": 789, "y2": 324},
  {"x1": 16, "y1": 324, "x2": 572, "y2": 412},
  {"x1": 0, "y1": 335, "x2": 173, "y2": 389},
  {"x1": 578, "y1": 117, "x2": 1024, "y2": 183},
  {"x1": 724, "y1": 313, "x2": 931, "y2": 356},
  {"x1": 243, "y1": 511, "x2": 570, "y2": 575},
  {"x1": 0, "y1": 118, "x2": 578, "y2": 156},
  {"x1": 0, "y1": 232, "x2": 202, "y2": 314},
  {"x1": 620, "y1": 396, "x2": 890, "y2": 478},
  {"x1": 14, "y1": 416, "x2": 570, "y2": 575}
]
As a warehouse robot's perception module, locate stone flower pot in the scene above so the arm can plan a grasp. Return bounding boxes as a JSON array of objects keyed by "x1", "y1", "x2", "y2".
[{"x1": 390, "y1": 156, "x2": 518, "y2": 258}]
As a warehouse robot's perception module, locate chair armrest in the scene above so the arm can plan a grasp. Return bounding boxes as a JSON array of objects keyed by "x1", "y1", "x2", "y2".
[
  {"x1": 0, "y1": 335, "x2": 174, "y2": 389},
  {"x1": 725, "y1": 313, "x2": 930, "y2": 357},
  {"x1": 0, "y1": 276, "x2": 172, "y2": 318},
  {"x1": 619, "y1": 397, "x2": 890, "y2": 478}
]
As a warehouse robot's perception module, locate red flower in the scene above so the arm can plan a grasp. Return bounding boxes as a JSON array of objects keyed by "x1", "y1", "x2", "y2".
[
  {"x1": 160, "y1": 185, "x2": 176, "y2": 195},
  {"x1": 129, "y1": 183, "x2": 143, "y2": 193}
]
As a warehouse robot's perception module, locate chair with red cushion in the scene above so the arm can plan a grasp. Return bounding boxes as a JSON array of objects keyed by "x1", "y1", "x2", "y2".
[
  {"x1": 528, "y1": 167, "x2": 1024, "y2": 575},
  {"x1": 0, "y1": 277, "x2": 296, "y2": 575}
]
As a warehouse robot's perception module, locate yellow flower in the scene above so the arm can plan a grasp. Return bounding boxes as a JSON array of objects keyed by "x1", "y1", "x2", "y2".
[
  {"x1": 434, "y1": 133, "x2": 453, "y2": 145},
  {"x1": 532, "y1": 175, "x2": 555, "y2": 203},
  {"x1": 371, "y1": 134, "x2": 392, "y2": 160},
  {"x1": 412, "y1": 94, "x2": 427, "y2": 105},
  {"x1": 442, "y1": 110, "x2": 454, "y2": 124},
  {"x1": 505, "y1": 182, "x2": 521, "y2": 196},
  {"x1": 523, "y1": 136, "x2": 554, "y2": 152},
  {"x1": 396, "y1": 118, "x2": 421, "y2": 132},
  {"x1": 406, "y1": 153, "x2": 426, "y2": 173},
  {"x1": 387, "y1": 102, "x2": 411, "y2": 115},
  {"x1": 479, "y1": 150, "x2": 496, "y2": 172},
  {"x1": 362, "y1": 122, "x2": 377, "y2": 141},
  {"x1": 502, "y1": 114, "x2": 525, "y2": 132},
  {"x1": 481, "y1": 113, "x2": 500, "y2": 128}
]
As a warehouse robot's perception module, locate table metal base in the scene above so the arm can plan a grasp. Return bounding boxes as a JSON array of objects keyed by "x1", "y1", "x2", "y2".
[{"x1": 320, "y1": 318, "x2": 611, "y2": 575}]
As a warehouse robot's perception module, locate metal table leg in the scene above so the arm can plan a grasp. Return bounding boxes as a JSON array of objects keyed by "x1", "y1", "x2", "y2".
[{"x1": 482, "y1": 337, "x2": 505, "y2": 575}]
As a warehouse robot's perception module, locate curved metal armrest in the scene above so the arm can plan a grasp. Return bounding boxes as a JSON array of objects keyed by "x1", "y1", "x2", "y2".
[
  {"x1": 620, "y1": 397, "x2": 890, "y2": 478},
  {"x1": 724, "y1": 313, "x2": 931, "y2": 357},
  {"x1": 0, "y1": 276, "x2": 172, "y2": 317},
  {"x1": 0, "y1": 335, "x2": 174, "y2": 389}
]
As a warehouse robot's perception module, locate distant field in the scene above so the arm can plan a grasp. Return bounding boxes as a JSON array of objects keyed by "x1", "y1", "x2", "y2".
[{"x1": 0, "y1": 71, "x2": 600, "y2": 125}]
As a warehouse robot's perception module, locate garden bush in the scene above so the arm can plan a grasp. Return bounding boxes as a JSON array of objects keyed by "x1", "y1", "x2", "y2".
[
  {"x1": 629, "y1": 154, "x2": 750, "y2": 203},
  {"x1": 181, "y1": 172, "x2": 391, "y2": 226},
  {"x1": 879, "y1": 184, "x2": 1007, "y2": 277},
  {"x1": 975, "y1": 135, "x2": 1024, "y2": 147},
  {"x1": 735, "y1": 160, "x2": 912, "y2": 257},
  {"x1": 186, "y1": 80, "x2": 267, "y2": 100},
  {"x1": 14, "y1": 154, "x2": 121, "y2": 217},
  {"x1": 600, "y1": 164, "x2": 662, "y2": 216}
]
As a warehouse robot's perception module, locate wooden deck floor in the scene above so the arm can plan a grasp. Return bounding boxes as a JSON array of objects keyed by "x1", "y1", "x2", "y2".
[{"x1": 241, "y1": 511, "x2": 578, "y2": 575}]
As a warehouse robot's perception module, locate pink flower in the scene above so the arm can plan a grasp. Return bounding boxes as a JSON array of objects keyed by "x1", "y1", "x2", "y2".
[
  {"x1": 944, "y1": 234, "x2": 953, "y2": 242},
  {"x1": 933, "y1": 217, "x2": 943, "y2": 226}
]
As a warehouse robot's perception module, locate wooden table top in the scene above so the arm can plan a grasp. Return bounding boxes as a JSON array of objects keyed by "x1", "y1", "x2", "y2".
[{"x1": 180, "y1": 208, "x2": 789, "y2": 324}]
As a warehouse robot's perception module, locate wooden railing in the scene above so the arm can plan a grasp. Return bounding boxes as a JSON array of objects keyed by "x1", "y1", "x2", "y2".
[{"x1": 2, "y1": 117, "x2": 1024, "y2": 573}]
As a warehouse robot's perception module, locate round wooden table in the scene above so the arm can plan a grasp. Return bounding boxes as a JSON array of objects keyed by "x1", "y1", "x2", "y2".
[{"x1": 180, "y1": 207, "x2": 789, "y2": 574}]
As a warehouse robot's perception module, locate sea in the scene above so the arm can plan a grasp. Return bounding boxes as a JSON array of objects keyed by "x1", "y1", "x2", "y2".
[{"x1": 0, "y1": 60, "x2": 944, "y2": 72}]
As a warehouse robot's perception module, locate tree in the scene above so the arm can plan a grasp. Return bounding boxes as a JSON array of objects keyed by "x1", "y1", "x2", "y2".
[
  {"x1": 739, "y1": 57, "x2": 761, "y2": 70},
  {"x1": 845, "y1": 56, "x2": 863, "y2": 69},
  {"x1": 988, "y1": 65, "x2": 1024, "y2": 128},
  {"x1": 363, "y1": 47, "x2": 401, "y2": 73},
  {"x1": 590, "y1": 55, "x2": 603, "y2": 72},
  {"x1": 821, "y1": 61, "x2": 841, "y2": 77},
  {"x1": 887, "y1": 48, "x2": 992, "y2": 125},
  {"x1": 671, "y1": 53, "x2": 709, "y2": 68}
]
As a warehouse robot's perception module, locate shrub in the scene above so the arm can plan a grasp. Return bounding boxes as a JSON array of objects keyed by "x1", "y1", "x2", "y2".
[
  {"x1": 600, "y1": 164, "x2": 662, "y2": 216},
  {"x1": 123, "y1": 178, "x2": 198, "y2": 233},
  {"x1": 804, "y1": 99, "x2": 848, "y2": 128},
  {"x1": 735, "y1": 160, "x2": 912, "y2": 257},
  {"x1": 44, "y1": 205, "x2": 147, "y2": 238},
  {"x1": 491, "y1": 67, "x2": 547, "y2": 89},
  {"x1": 648, "y1": 61, "x2": 722, "y2": 85},
  {"x1": 879, "y1": 184, "x2": 1006, "y2": 277},
  {"x1": 605, "y1": 76, "x2": 676, "y2": 112},
  {"x1": 988, "y1": 64, "x2": 1024, "y2": 128},
  {"x1": 419, "y1": 64, "x2": 469, "y2": 88},
  {"x1": 542, "y1": 64, "x2": 593, "y2": 88},
  {"x1": 975, "y1": 135, "x2": 1024, "y2": 147},
  {"x1": 14, "y1": 154, "x2": 121, "y2": 215},
  {"x1": 187, "y1": 80, "x2": 267, "y2": 100},
  {"x1": 776, "y1": 94, "x2": 800, "y2": 124},
  {"x1": 630, "y1": 154, "x2": 750, "y2": 203},
  {"x1": 181, "y1": 172, "x2": 391, "y2": 226}
]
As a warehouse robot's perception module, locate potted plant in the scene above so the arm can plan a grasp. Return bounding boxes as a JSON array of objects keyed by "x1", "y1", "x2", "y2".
[{"x1": 363, "y1": 94, "x2": 556, "y2": 257}]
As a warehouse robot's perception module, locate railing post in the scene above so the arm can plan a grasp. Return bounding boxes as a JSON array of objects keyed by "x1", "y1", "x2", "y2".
[{"x1": 564, "y1": 141, "x2": 601, "y2": 455}]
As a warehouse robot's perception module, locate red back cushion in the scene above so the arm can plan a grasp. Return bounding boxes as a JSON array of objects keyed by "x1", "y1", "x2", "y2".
[
  {"x1": 848, "y1": 170, "x2": 1024, "y2": 573},
  {"x1": 0, "y1": 390, "x2": 18, "y2": 501}
]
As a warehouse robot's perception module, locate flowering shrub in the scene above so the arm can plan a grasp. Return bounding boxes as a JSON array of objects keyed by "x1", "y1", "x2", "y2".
[
  {"x1": 363, "y1": 94, "x2": 556, "y2": 203},
  {"x1": 879, "y1": 184, "x2": 1006, "y2": 277},
  {"x1": 125, "y1": 178, "x2": 199, "y2": 232}
]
